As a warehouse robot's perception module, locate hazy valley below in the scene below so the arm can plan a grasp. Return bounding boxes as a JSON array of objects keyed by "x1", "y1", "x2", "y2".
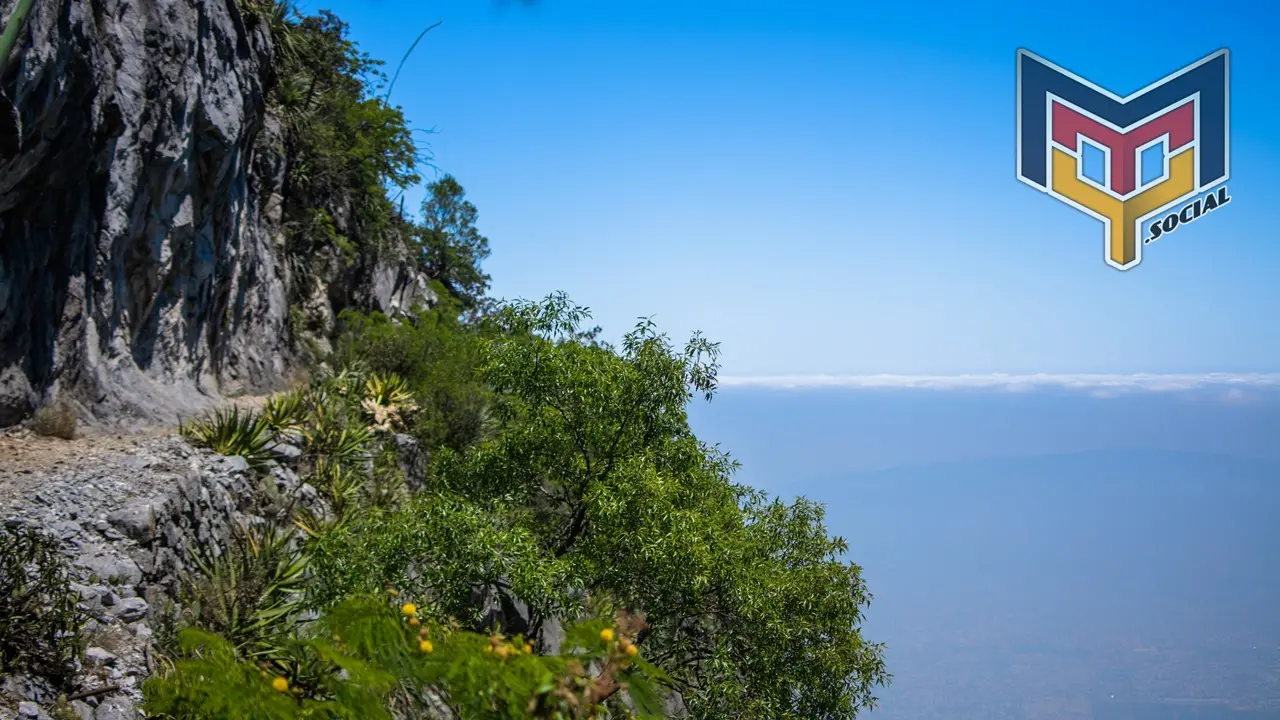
[{"x1": 690, "y1": 387, "x2": 1280, "y2": 719}]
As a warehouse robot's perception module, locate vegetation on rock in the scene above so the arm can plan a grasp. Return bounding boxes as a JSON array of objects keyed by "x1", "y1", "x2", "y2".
[
  {"x1": 0, "y1": 526, "x2": 85, "y2": 687},
  {"x1": 3, "y1": 1, "x2": 891, "y2": 717},
  {"x1": 165, "y1": 292, "x2": 888, "y2": 718}
]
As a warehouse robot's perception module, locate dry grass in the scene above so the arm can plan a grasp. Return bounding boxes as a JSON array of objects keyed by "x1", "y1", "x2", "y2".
[{"x1": 30, "y1": 399, "x2": 78, "y2": 440}]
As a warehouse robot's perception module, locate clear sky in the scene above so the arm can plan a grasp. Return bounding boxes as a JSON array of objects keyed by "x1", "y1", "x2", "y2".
[{"x1": 314, "y1": 0, "x2": 1280, "y2": 376}]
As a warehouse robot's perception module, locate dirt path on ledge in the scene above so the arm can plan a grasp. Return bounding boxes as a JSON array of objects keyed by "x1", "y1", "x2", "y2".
[{"x1": 0, "y1": 394, "x2": 272, "y2": 508}]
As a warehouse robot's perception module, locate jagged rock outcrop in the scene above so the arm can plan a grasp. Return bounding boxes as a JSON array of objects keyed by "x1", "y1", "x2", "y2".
[{"x1": 0, "y1": 0, "x2": 433, "y2": 429}]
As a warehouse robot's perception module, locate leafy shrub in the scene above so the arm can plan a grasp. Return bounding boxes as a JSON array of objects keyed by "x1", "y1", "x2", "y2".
[
  {"x1": 306, "y1": 493, "x2": 572, "y2": 622},
  {"x1": 30, "y1": 399, "x2": 77, "y2": 440},
  {"x1": 143, "y1": 595, "x2": 668, "y2": 720},
  {"x1": 0, "y1": 526, "x2": 85, "y2": 685},
  {"x1": 180, "y1": 408, "x2": 278, "y2": 472}
]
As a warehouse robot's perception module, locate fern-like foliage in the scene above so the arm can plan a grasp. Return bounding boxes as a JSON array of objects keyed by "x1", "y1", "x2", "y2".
[
  {"x1": 0, "y1": 527, "x2": 85, "y2": 686},
  {"x1": 144, "y1": 595, "x2": 670, "y2": 720}
]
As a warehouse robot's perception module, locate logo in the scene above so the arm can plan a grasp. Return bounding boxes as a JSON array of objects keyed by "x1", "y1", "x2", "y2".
[{"x1": 1016, "y1": 49, "x2": 1230, "y2": 270}]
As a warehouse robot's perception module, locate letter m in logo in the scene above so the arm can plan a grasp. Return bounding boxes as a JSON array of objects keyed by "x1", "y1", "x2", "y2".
[{"x1": 1016, "y1": 49, "x2": 1230, "y2": 270}]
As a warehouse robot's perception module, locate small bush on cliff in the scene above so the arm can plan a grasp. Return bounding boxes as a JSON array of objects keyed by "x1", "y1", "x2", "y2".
[
  {"x1": 0, "y1": 526, "x2": 85, "y2": 686},
  {"x1": 30, "y1": 399, "x2": 77, "y2": 440}
]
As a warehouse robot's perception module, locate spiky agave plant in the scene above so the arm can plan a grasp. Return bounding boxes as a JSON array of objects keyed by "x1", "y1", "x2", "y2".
[
  {"x1": 180, "y1": 408, "x2": 278, "y2": 472},
  {"x1": 363, "y1": 373, "x2": 413, "y2": 407},
  {"x1": 183, "y1": 522, "x2": 308, "y2": 661},
  {"x1": 239, "y1": 0, "x2": 301, "y2": 66},
  {"x1": 261, "y1": 390, "x2": 308, "y2": 435},
  {"x1": 309, "y1": 457, "x2": 365, "y2": 517},
  {"x1": 324, "y1": 364, "x2": 368, "y2": 402},
  {"x1": 361, "y1": 373, "x2": 417, "y2": 434},
  {"x1": 301, "y1": 397, "x2": 371, "y2": 469}
]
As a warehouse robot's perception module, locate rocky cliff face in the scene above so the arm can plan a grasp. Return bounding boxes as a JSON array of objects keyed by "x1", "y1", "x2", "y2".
[{"x1": 0, "y1": 0, "x2": 433, "y2": 429}]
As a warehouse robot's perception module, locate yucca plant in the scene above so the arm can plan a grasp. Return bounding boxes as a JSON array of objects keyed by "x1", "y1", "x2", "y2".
[
  {"x1": 183, "y1": 522, "x2": 309, "y2": 662},
  {"x1": 309, "y1": 457, "x2": 364, "y2": 517},
  {"x1": 361, "y1": 373, "x2": 417, "y2": 434},
  {"x1": 363, "y1": 373, "x2": 413, "y2": 408},
  {"x1": 240, "y1": 0, "x2": 301, "y2": 66},
  {"x1": 180, "y1": 408, "x2": 278, "y2": 472},
  {"x1": 262, "y1": 390, "x2": 308, "y2": 435},
  {"x1": 291, "y1": 504, "x2": 354, "y2": 542},
  {"x1": 323, "y1": 365, "x2": 368, "y2": 401},
  {"x1": 302, "y1": 403, "x2": 371, "y2": 469}
]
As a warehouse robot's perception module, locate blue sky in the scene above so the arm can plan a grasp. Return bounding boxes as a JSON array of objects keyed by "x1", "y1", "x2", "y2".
[{"x1": 315, "y1": 0, "x2": 1280, "y2": 377}]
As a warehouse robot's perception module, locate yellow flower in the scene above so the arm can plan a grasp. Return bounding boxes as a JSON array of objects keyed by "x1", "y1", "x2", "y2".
[
  {"x1": 495, "y1": 645, "x2": 511, "y2": 660},
  {"x1": 271, "y1": 677, "x2": 289, "y2": 693},
  {"x1": 419, "y1": 640, "x2": 434, "y2": 653},
  {"x1": 624, "y1": 643, "x2": 639, "y2": 657},
  {"x1": 600, "y1": 628, "x2": 614, "y2": 643},
  {"x1": 408, "y1": 617, "x2": 421, "y2": 627},
  {"x1": 401, "y1": 603, "x2": 417, "y2": 617},
  {"x1": 523, "y1": 643, "x2": 533, "y2": 654}
]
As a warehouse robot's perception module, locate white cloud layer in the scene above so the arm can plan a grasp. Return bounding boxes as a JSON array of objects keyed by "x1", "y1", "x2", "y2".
[{"x1": 717, "y1": 373, "x2": 1280, "y2": 394}]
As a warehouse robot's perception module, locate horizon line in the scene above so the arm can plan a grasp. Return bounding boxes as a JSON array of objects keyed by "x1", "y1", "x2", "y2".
[{"x1": 716, "y1": 372, "x2": 1280, "y2": 393}]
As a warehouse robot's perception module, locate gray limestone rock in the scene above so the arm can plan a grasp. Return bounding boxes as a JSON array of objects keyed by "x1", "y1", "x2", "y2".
[
  {"x1": 0, "y1": 0, "x2": 438, "y2": 430},
  {"x1": 84, "y1": 646, "x2": 118, "y2": 667},
  {"x1": 73, "y1": 553, "x2": 142, "y2": 588},
  {"x1": 93, "y1": 696, "x2": 139, "y2": 720},
  {"x1": 269, "y1": 443, "x2": 303, "y2": 464},
  {"x1": 106, "y1": 504, "x2": 157, "y2": 544},
  {"x1": 112, "y1": 597, "x2": 149, "y2": 623}
]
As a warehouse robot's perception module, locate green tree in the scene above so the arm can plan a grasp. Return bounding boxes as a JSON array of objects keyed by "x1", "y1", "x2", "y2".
[
  {"x1": 429, "y1": 293, "x2": 890, "y2": 718},
  {"x1": 416, "y1": 176, "x2": 492, "y2": 310}
]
